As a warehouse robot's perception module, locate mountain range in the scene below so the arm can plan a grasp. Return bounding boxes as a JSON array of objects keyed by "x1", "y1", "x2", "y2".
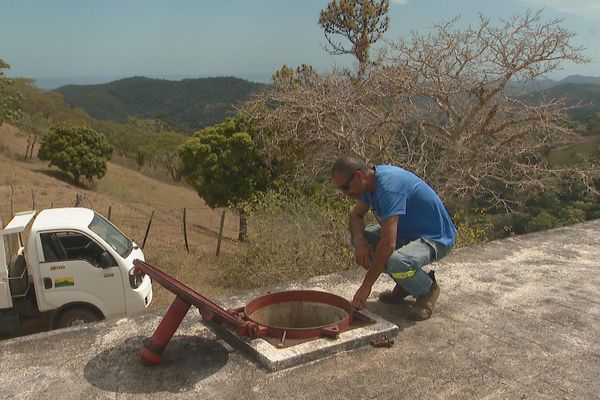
[
  {"x1": 55, "y1": 76, "x2": 267, "y2": 130},
  {"x1": 54, "y1": 75, "x2": 600, "y2": 132}
]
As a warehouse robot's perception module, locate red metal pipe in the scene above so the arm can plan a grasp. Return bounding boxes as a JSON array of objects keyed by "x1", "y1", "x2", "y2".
[
  {"x1": 134, "y1": 259, "x2": 258, "y2": 336},
  {"x1": 140, "y1": 296, "x2": 191, "y2": 366}
]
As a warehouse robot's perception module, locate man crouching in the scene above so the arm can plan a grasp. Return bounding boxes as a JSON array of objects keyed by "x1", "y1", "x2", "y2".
[{"x1": 331, "y1": 156, "x2": 457, "y2": 320}]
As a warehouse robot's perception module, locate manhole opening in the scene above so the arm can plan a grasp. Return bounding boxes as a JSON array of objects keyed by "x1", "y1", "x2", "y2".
[
  {"x1": 239, "y1": 290, "x2": 377, "y2": 349},
  {"x1": 248, "y1": 301, "x2": 349, "y2": 330}
]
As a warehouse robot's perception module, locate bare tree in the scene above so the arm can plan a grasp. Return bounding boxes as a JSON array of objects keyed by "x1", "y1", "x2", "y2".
[
  {"x1": 246, "y1": 64, "x2": 399, "y2": 183},
  {"x1": 319, "y1": 0, "x2": 389, "y2": 74},
  {"x1": 18, "y1": 113, "x2": 48, "y2": 160},
  {"x1": 375, "y1": 10, "x2": 591, "y2": 206},
  {"x1": 245, "y1": 11, "x2": 594, "y2": 208}
]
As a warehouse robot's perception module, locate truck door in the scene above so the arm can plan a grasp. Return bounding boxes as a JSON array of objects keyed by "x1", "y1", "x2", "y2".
[{"x1": 37, "y1": 231, "x2": 126, "y2": 316}]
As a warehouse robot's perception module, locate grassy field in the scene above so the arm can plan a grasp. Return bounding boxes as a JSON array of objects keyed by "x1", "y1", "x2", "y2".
[
  {"x1": 0, "y1": 123, "x2": 242, "y2": 311},
  {"x1": 547, "y1": 133, "x2": 600, "y2": 166}
]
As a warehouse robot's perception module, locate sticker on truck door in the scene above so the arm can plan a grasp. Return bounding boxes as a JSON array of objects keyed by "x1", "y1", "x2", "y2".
[{"x1": 54, "y1": 277, "x2": 75, "y2": 287}]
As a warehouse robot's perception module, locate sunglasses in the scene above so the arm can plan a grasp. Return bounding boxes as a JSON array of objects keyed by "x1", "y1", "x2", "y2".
[{"x1": 338, "y1": 171, "x2": 356, "y2": 192}]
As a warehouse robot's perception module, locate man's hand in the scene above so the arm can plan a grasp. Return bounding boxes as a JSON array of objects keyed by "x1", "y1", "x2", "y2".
[
  {"x1": 354, "y1": 240, "x2": 372, "y2": 270},
  {"x1": 352, "y1": 284, "x2": 372, "y2": 309}
]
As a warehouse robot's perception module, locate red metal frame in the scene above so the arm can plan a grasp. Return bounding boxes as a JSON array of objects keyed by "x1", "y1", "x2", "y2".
[
  {"x1": 133, "y1": 259, "x2": 361, "y2": 365},
  {"x1": 244, "y1": 290, "x2": 354, "y2": 339}
]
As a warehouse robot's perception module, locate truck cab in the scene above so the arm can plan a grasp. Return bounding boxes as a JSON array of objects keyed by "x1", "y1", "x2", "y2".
[{"x1": 0, "y1": 208, "x2": 152, "y2": 335}]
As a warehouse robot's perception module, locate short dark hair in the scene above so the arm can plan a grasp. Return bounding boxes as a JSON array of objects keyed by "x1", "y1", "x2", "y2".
[{"x1": 331, "y1": 156, "x2": 369, "y2": 179}]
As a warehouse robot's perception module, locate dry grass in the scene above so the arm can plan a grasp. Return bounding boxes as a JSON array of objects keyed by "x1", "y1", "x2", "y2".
[{"x1": 0, "y1": 123, "x2": 241, "y2": 310}]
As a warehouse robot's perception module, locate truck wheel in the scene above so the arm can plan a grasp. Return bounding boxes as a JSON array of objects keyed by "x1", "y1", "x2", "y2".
[{"x1": 56, "y1": 308, "x2": 101, "y2": 328}]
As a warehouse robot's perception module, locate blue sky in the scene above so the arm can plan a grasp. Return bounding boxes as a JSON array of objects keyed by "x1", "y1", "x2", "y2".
[{"x1": 1, "y1": 0, "x2": 599, "y2": 87}]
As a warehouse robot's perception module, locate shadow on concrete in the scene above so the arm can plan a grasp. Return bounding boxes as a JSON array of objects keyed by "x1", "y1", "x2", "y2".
[
  {"x1": 0, "y1": 317, "x2": 52, "y2": 341},
  {"x1": 84, "y1": 335, "x2": 229, "y2": 394},
  {"x1": 364, "y1": 297, "x2": 417, "y2": 331}
]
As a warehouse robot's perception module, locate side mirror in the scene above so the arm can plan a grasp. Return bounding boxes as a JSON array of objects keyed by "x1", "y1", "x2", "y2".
[{"x1": 99, "y1": 251, "x2": 116, "y2": 268}]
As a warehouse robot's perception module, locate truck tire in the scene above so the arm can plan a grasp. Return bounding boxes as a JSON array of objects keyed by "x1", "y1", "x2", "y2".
[{"x1": 56, "y1": 307, "x2": 101, "y2": 328}]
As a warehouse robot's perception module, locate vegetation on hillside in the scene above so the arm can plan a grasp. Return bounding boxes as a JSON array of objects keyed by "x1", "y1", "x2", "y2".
[
  {"x1": 0, "y1": 60, "x2": 22, "y2": 125},
  {"x1": 529, "y1": 83, "x2": 600, "y2": 120},
  {"x1": 55, "y1": 76, "x2": 266, "y2": 130},
  {"x1": 2, "y1": 77, "x2": 190, "y2": 183}
]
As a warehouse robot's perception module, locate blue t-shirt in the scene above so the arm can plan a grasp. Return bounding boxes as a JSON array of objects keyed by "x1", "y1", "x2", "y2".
[{"x1": 361, "y1": 165, "x2": 457, "y2": 247}]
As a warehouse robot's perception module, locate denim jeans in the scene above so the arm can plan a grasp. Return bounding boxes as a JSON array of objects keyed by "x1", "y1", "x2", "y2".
[{"x1": 352, "y1": 224, "x2": 452, "y2": 296}]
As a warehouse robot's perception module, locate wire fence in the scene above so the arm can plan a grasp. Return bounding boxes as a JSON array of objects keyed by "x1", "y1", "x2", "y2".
[{"x1": 0, "y1": 184, "x2": 240, "y2": 255}]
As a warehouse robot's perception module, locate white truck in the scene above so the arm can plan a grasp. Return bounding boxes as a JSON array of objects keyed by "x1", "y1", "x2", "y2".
[{"x1": 0, "y1": 207, "x2": 153, "y2": 336}]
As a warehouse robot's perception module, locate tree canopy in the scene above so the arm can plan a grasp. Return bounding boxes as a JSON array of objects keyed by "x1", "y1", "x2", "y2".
[
  {"x1": 179, "y1": 117, "x2": 272, "y2": 209},
  {"x1": 0, "y1": 59, "x2": 23, "y2": 124},
  {"x1": 179, "y1": 117, "x2": 275, "y2": 240},
  {"x1": 319, "y1": 0, "x2": 389, "y2": 72},
  {"x1": 38, "y1": 124, "x2": 113, "y2": 184}
]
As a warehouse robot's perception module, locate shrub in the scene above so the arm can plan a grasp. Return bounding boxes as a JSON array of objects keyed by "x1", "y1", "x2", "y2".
[
  {"x1": 218, "y1": 188, "x2": 353, "y2": 289},
  {"x1": 452, "y1": 208, "x2": 493, "y2": 248}
]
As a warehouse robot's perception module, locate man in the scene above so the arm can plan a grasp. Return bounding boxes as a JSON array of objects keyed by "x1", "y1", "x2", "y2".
[{"x1": 331, "y1": 156, "x2": 456, "y2": 320}]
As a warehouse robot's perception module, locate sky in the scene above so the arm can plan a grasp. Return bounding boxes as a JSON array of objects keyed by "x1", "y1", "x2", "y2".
[{"x1": 1, "y1": 0, "x2": 599, "y2": 88}]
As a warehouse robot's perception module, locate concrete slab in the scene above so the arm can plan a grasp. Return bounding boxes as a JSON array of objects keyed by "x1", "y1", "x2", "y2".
[
  {"x1": 1, "y1": 220, "x2": 599, "y2": 399},
  {"x1": 208, "y1": 308, "x2": 399, "y2": 371}
]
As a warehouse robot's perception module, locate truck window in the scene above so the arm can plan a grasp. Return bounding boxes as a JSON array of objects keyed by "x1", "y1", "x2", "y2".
[
  {"x1": 40, "y1": 232, "x2": 106, "y2": 266},
  {"x1": 88, "y1": 213, "x2": 132, "y2": 258}
]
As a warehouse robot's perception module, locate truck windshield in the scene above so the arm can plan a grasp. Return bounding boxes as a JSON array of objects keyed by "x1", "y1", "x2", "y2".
[{"x1": 88, "y1": 213, "x2": 132, "y2": 257}]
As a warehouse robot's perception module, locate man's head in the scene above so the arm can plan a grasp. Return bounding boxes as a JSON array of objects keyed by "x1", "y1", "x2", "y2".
[{"x1": 331, "y1": 156, "x2": 372, "y2": 200}]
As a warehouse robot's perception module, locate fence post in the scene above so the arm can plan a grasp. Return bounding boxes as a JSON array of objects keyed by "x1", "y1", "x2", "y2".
[
  {"x1": 10, "y1": 184, "x2": 15, "y2": 217},
  {"x1": 183, "y1": 208, "x2": 189, "y2": 253},
  {"x1": 108, "y1": 205, "x2": 112, "y2": 221},
  {"x1": 216, "y1": 210, "x2": 226, "y2": 257},
  {"x1": 142, "y1": 209, "x2": 155, "y2": 249},
  {"x1": 74, "y1": 194, "x2": 85, "y2": 207},
  {"x1": 31, "y1": 186, "x2": 36, "y2": 210}
]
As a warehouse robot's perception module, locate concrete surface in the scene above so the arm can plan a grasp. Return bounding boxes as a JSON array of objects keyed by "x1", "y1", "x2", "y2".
[
  {"x1": 1, "y1": 220, "x2": 599, "y2": 399},
  {"x1": 210, "y1": 307, "x2": 399, "y2": 371}
]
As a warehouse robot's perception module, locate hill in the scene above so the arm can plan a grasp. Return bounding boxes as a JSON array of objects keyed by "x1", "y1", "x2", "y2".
[
  {"x1": 55, "y1": 76, "x2": 267, "y2": 130},
  {"x1": 559, "y1": 75, "x2": 600, "y2": 85},
  {"x1": 527, "y1": 82, "x2": 600, "y2": 120}
]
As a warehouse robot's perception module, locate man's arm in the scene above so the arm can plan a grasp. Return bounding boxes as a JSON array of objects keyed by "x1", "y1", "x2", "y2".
[
  {"x1": 349, "y1": 201, "x2": 371, "y2": 269},
  {"x1": 352, "y1": 215, "x2": 399, "y2": 309}
]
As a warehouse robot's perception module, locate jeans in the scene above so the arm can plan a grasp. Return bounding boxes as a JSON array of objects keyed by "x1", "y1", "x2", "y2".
[{"x1": 352, "y1": 224, "x2": 453, "y2": 296}]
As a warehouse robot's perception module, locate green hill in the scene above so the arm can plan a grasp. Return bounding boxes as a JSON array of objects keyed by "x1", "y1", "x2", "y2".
[
  {"x1": 55, "y1": 76, "x2": 267, "y2": 130},
  {"x1": 531, "y1": 83, "x2": 600, "y2": 120}
]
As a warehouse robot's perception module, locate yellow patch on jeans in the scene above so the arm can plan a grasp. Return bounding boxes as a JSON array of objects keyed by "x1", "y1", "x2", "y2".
[{"x1": 390, "y1": 270, "x2": 416, "y2": 280}]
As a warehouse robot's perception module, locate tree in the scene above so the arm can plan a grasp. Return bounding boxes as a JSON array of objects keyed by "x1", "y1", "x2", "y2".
[
  {"x1": 5, "y1": 78, "x2": 92, "y2": 159},
  {"x1": 179, "y1": 117, "x2": 273, "y2": 241},
  {"x1": 247, "y1": 11, "x2": 595, "y2": 210},
  {"x1": 19, "y1": 112, "x2": 47, "y2": 160},
  {"x1": 319, "y1": 0, "x2": 389, "y2": 74},
  {"x1": 137, "y1": 131, "x2": 186, "y2": 181},
  {"x1": 0, "y1": 59, "x2": 22, "y2": 125},
  {"x1": 38, "y1": 124, "x2": 113, "y2": 185}
]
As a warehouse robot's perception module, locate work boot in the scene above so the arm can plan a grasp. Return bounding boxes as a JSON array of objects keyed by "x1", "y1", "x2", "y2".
[
  {"x1": 378, "y1": 284, "x2": 410, "y2": 304},
  {"x1": 411, "y1": 270, "x2": 440, "y2": 321}
]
